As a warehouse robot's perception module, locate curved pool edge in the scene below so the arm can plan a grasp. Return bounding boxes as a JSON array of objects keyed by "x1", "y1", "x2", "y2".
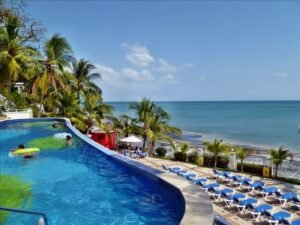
[{"x1": 0, "y1": 118, "x2": 214, "y2": 225}]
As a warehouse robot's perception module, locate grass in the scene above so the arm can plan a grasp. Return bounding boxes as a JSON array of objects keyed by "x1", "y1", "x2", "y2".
[
  {"x1": 28, "y1": 136, "x2": 67, "y2": 149},
  {"x1": 0, "y1": 175, "x2": 32, "y2": 223}
]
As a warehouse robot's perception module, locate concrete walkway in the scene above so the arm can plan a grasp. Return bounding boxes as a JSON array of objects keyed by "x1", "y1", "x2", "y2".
[{"x1": 136, "y1": 157, "x2": 300, "y2": 225}]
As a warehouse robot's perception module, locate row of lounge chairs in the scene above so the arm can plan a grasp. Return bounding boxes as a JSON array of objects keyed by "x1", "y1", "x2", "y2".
[{"x1": 162, "y1": 165, "x2": 300, "y2": 225}]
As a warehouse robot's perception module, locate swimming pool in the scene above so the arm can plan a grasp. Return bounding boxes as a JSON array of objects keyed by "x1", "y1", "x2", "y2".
[{"x1": 0, "y1": 119, "x2": 184, "y2": 225}]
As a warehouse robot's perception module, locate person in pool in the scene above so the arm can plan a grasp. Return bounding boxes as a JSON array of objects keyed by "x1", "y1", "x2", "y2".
[
  {"x1": 11, "y1": 144, "x2": 35, "y2": 159},
  {"x1": 11, "y1": 144, "x2": 25, "y2": 154},
  {"x1": 66, "y1": 135, "x2": 72, "y2": 145}
]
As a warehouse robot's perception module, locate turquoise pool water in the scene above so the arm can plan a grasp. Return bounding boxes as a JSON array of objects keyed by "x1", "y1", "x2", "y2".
[{"x1": 0, "y1": 120, "x2": 183, "y2": 225}]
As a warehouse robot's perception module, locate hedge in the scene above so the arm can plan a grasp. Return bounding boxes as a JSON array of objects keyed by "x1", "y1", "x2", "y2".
[
  {"x1": 204, "y1": 155, "x2": 229, "y2": 168},
  {"x1": 237, "y1": 163, "x2": 264, "y2": 175}
]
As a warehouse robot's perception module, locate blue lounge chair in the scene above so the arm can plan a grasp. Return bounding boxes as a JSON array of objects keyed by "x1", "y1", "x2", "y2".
[
  {"x1": 192, "y1": 177, "x2": 208, "y2": 186},
  {"x1": 257, "y1": 186, "x2": 279, "y2": 199},
  {"x1": 224, "y1": 193, "x2": 246, "y2": 207},
  {"x1": 232, "y1": 197, "x2": 258, "y2": 213},
  {"x1": 164, "y1": 166, "x2": 182, "y2": 173},
  {"x1": 183, "y1": 173, "x2": 197, "y2": 180},
  {"x1": 177, "y1": 170, "x2": 188, "y2": 176},
  {"x1": 282, "y1": 218, "x2": 300, "y2": 225},
  {"x1": 292, "y1": 194, "x2": 300, "y2": 209},
  {"x1": 212, "y1": 169, "x2": 222, "y2": 179},
  {"x1": 265, "y1": 210, "x2": 293, "y2": 225},
  {"x1": 237, "y1": 178, "x2": 253, "y2": 189},
  {"x1": 246, "y1": 181, "x2": 265, "y2": 193},
  {"x1": 245, "y1": 203, "x2": 274, "y2": 221},
  {"x1": 229, "y1": 175, "x2": 243, "y2": 185},
  {"x1": 211, "y1": 188, "x2": 234, "y2": 201},
  {"x1": 203, "y1": 183, "x2": 221, "y2": 192},
  {"x1": 273, "y1": 191, "x2": 298, "y2": 207}
]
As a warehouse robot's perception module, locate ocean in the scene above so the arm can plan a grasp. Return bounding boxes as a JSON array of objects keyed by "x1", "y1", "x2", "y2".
[{"x1": 108, "y1": 101, "x2": 300, "y2": 155}]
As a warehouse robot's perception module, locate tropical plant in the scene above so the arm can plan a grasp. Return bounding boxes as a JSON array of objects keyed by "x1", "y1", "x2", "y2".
[
  {"x1": 174, "y1": 143, "x2": 189, "y2": 161},
  {"x1": 269, "y1": 147, "x2": 293, "y2": 178},
  {"x1": 147, "y1": 110, "x2": 181, "y2": 155},
  {"x1": 129, "y1": 98, "x2": 156, "y2": 151},
  {"x1": 155, "y1": 147, "x2": 167, "y2": 157},
  {"x1": 111, "y1": 114, "x2": 139, "y2": 138},
  {"x1": 32, "y1": 33, "x2": 72, "y2": 117},
  {"x1": 235, "y1": 147, "x2": 252, "y2": 173},
  {"x1": 71, "y1": 58, "x2": 101, "y2": 99},
  {"x1": 0, "y1": 19, "x2": 38, "y2": 97},
  {"x1": 204, "y1": 139, "x2": 229, "y2": 168},
  {"x1": 83, "y1": 93, "x2": 113, "y2": 134}
]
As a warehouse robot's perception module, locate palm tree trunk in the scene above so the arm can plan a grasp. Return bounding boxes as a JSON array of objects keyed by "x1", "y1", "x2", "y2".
[
  {"x1": 275, "y1": 165, "x2": 279, "y2": 178},
  {"x1": 214, "y1": 156, "x2": 217, "y2": 168},
  {"x1": 7, "y1": 75, "x2": 11, "y2": 99},
  {"x1": 241, "y1": 160, "x2": 244, "y2": 173},
  {"x1": 142, "y1": 134, "x2": 147, "y2": 151},
  {"x1": 150, "y1": 140, "x2": 155, "y2": 156},
  {"x1": 142, "y1": 125, "x2": 147, "y2": 151}
]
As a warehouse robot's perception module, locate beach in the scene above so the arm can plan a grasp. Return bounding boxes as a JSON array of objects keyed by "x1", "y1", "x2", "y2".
[{"x1": 110, "y1": 101, "x2": 300, "y2": 179}]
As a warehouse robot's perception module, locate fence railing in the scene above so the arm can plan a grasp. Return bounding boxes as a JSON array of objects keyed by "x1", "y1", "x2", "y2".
[{"x1": 0, "y1": 207, "x2": 48, "y2": 225}]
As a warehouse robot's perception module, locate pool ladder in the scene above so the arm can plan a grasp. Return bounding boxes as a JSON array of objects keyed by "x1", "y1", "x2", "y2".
[{"x1": 0, "y1": 207, "x2": 48, "y2": 225}]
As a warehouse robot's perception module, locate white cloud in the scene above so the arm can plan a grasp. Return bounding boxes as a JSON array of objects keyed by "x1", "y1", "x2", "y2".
[
  {"x1": 121, "y1": 43, "x2": 155, "y2": 67},
  {"x1": 122, "y1": 68, "x2": 154, "y2": 81},
  {"x1": 157, "y1": 58, "x2": 179, "y2": 73},
  {"x1": 94, "y1": 64, "x2": 119, "y2": 83},
  {"x1": 272, "y1": 72, "x2": 288, "y2": 77},
  {"x1": 183, "y1": 63, "x2": 193, "y2": 68},
  {"x1": 162, "y1": 74, "x2": 175, "y2": 80}
]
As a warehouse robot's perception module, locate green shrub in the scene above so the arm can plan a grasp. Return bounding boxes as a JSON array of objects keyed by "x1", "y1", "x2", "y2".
[
  {"x1": 10, "y1": 92, "x2": 29, "y2": 109},
  {"x1": 174, "y1": 151, "x2": 187, "y2": 161},
  {"x1": 31, "y1": 105, "x2": 40, "y2": 117},
  {"x1": 188, "y1": 151, "x2": 198, "y2": 163},
  {"x1": 204, "y1": 155, "x2": 229, "y2": 168},
  {"x1": 155, "y1": 147, "x2": 167, "y2": 157},
  {"x1": 237, "y1": 163, "x2": 263, "y2": 175}
]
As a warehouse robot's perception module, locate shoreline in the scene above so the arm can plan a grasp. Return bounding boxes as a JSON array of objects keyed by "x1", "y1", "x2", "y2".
[{"x1": 174, "y1": 130, "x2": 300, "y2": 160}]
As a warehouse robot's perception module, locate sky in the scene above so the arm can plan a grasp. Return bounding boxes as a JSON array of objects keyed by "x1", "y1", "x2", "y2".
[{"x1": 26, "y1": 1, "x2": 300, "y2": 101}]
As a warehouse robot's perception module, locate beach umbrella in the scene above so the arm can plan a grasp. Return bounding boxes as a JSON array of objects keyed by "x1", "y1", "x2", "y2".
[{"x1": 120, "y1": 135, "x2": 142, "y2": 143}]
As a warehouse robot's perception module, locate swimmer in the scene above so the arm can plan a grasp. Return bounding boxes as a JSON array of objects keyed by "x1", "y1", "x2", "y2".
[
  {"x1": 52, "y1": 121, "x2": 58, "y2": 128},
  {"x1": 66, "y1": 135, "x2": 72, "y2": 145}
]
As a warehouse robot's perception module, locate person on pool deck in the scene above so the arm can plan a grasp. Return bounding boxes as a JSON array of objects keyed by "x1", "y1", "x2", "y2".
[{"x1": 66, "y1": 135, "x2": 72, "y2": 145}]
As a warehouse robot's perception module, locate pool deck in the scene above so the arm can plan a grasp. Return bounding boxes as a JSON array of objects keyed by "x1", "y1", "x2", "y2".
[{"x1": 135, "y1": 157, "x2": 300, "y2": 225}]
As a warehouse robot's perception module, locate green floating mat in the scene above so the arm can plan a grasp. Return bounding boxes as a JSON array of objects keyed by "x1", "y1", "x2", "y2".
[
  {"x1": 0, "y1": 175, "x2": 32, "y2": 223},
  {"x1": 21, "y1": 121, "x2": 66, "y2": 131},
  {"x1": 20, "y1": 121, "x2": 53, "y2": 127},
  {"x1": 28, "y1": 136, "x2": 67, "y2": 150}
]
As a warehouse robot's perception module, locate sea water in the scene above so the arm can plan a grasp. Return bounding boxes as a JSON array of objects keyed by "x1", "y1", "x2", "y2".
[{"x1": 109, "y1": 101, "x2": 300, "y2": 154}]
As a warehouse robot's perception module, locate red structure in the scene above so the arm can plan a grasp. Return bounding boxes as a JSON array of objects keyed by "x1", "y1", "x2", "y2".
[{"x1": 90, "y1": 130, "x2": 116, "y2": 150}]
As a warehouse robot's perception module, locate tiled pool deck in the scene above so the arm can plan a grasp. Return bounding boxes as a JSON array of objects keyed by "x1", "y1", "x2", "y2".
[{"x1": 135, "y1": 157, "x2": 300, "y2": 225}]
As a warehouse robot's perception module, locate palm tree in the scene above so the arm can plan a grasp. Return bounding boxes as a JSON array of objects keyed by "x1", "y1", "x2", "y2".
[
  {"x1": 235, "y1": 147, "x2": 252, "y2": 173},
  {"x1": 32, "y1": 33, "x2": 72, "y2": 117},
  {"x1": 204, "y1": 139, "x2": 229, "y2": 168},
  {"x1": 0, "y1": 16, "x2": 38, "y2": 97},
  {"x1": 269, "y1": 147, "x2": 293, "y2": 178},
  {"x1": 53, "y1": 87, "x2": 86, "y2": 131},
  {"x1": 71, "y1": 58, "x2": 101, "y2": 99},
  {"x1": 147, "y1": 112, "x2": 181, "y2": 155},
  {"x1": 83, "y1": 94, "x2": 113, "y2": 134},
  {"x1": 111, "y1": 114, "x2": 139, "y2": 138},
  {"x1": 129, "y1": 98, "x2": 156, "y2": 151}
]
